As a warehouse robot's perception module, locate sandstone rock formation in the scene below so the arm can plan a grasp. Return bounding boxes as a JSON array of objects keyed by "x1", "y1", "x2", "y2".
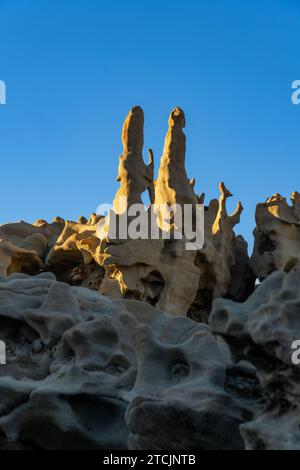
[
  {"x1": 154, "y1": 107, "x2": 196, "y2": 230},
  {"x1": 0, "y1": 273, "x2": 249, "y2": 450},
  {"x1": 210, "y1": 267, "x2": 300, "y2": 450},
  {"x1": 0, "y1": 105, "x2": 299, "y2": 450},
  {"x1": 113, "y1": 106, "x2": 154, "y2": 214},
  {"x1": 251, "y1": 192, "x2": 300, "y2": 280},
  {"x1": 189, "y1": 182, "x2": 248, "y2": 322},
  {"x1": 95, "y1": 107, "x2": 250, "y2": 318},
  {"x1": 0, "y1": 219, "x2": 64, "y2": 277},
  {"x1": 0, "y1": 107, "x2": 253, "y2": 323}
]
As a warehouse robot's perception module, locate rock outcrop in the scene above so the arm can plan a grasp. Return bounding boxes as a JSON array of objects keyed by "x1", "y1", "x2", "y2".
[
  {"x1": 189, "y1": 182, "x2": 248, "y2": 322},
  {"x1": 0, "y1": 105, "x2": 299, "y2": 450},
  {"x1": 0, "y1": 273, "x2": 248, "y2": 450},
  {"x1": 0, "y1": 107, "x2": 250, "y2": 320},
  {"x1": 154, "y1": 107, "x2": 196, "y2": 228},
  {"x1": 0, "y1": 219, "x2": 64, "y2": 277},
  {"x1": 210, "y1": 267, "x2": 300, "y2": 450},
  {"x1": 113, "y1": 106, "x2": 154, "y2": 214},
  {"x1": 251, "y1": 192, "x2": 300, "y2": 280},
  {"x1": 96, "y1": 107, "x2": 250, "y2": 318}
]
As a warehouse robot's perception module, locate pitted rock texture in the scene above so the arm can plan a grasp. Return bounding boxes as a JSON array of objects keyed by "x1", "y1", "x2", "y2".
[
  {"x1": 210, "y1": 267, "x2": 300, "y2": 450},
  {"x1": 0, "y1": 273, "x2": 250, "y2": 450}
]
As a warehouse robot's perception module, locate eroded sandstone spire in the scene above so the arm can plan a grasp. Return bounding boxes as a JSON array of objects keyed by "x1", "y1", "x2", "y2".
[
  {"x1": 154, "y1": 107, "x2": 196, "y2": 212},
  {"x1": 0, "y1": 106, "x2": 249, "y2": 321},
  {"x1": 113, "y1": 106, "x2": 154, "y2": 214}
]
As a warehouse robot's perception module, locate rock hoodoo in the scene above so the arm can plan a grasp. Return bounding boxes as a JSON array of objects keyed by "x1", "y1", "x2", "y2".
[{"x1": 0, "y1": 106, "x2": 299, "y2": 450}]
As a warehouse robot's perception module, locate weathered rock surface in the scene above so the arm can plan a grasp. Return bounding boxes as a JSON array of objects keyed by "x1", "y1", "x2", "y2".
[
  {"x1": 0, "y1": 106, "x2": 251, "y2": 321},
  {"x1": 113, "y1": 106, "x2": 154, "y2": 214},
  {"x1": 154, "y1": 107, "x2": 196, "y2": 226},
  {"x1": 2, "y1": 105, "x2": 297, "y2": 450},
  {"x1": 189, "y1": 183, "x2": 248, "y2": 322},
  {"x1": 251, "y1": 192, "x2": 300, "y2": 280},
  {"x1": 210, "y1": 267, "x2": 300, "y2": 449},
  {"x1": 0, "y1": 273, "x2": 249, "y2": 450},
  {"x1": 95, "y1": 107, "x2": 250, "y2": 318},
  {"x1": 0, "y1": 219, "x2": 64, "y2": 277}
]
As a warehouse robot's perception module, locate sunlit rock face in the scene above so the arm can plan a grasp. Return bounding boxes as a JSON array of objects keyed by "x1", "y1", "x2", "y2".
[
  {"x1": 210, "y1": 267, "x2": 300, "y2": 450},
  {"x1": 0, "y1": 106, "x2": 251, "y2": 321},
  {"x1": 113, "y1": 106, "x2": 154, "y2": 214},
  {"x1": 0, "y1": 218, "x2": 64, "y2": 277},
  {"x1": 0, "y1": 273, "x2": 250, "y2": 450},
  {"x1": 251, "y1": 192, "x2": 300, "y2": 280}
]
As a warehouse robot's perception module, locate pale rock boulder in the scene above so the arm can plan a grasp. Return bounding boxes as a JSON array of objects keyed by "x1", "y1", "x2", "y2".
[
  {"x1": 46, "y1": 217, "x2": 101, "y2": 267},
  {"x1": 0, "y1": 219, "x2": 64, "y2": 277},
  {"x1": 45, "y1": 215, "x2": 105, "y2": 286}
]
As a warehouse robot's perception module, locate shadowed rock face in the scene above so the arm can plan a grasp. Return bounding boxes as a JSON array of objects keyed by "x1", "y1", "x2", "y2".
[
  {"x1": 125, "y1": 324, "x2": 246, "y2": 450},
  {"x1": 188, "y1": 182, "x2": 246, "y2": 322},
  {"x1": 210, "y1": 267, "x2": 300, "y2": 450},
  {"x1": 0, "y1": 273, "x2": 249, "y2": 450},
  {"x1": 251, "y1": 192, "x2": 300, "y2": 280}
]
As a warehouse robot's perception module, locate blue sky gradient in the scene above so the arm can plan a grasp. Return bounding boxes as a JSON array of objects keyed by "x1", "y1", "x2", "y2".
[{"x1": 1, "y1": 0, "x2": 299, "y2": 250}]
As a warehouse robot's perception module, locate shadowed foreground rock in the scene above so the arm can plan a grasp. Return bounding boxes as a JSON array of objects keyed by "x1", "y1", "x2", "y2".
[
  {"x1": 0, "y1": 273, "x2": 249, "y2": 450},
  {"x1": 210, "y1": 267, "x2": 300, "y2": 450}
]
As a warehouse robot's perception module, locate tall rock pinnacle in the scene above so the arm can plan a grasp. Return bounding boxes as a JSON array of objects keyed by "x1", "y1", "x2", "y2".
[
  {"x1": 154, "y1": 107, "x2": 196, "y2": 210},
  {"x1": 113, "y1": 106, "x2": 154, "y2": 214}
]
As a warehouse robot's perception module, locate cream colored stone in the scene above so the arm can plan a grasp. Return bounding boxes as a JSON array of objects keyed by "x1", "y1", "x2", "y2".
[
  {"x1": 154, "y1": 107, "x2": 196, "y2": 230},
  {"x1": 0, "y1": 106, "x2": 249, "y2": 321},
  {"x1": 113, "y1": 106, "x2": 154, "y2": 214},
  {"x1": 251, "y1": 191, "x2": 300, "y2": 279},
  {"x1": 0, "y1": 219, "x2": 64, "y2": 277}
]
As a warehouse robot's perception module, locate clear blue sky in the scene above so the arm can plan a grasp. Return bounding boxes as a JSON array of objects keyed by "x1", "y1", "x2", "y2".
[{"x1": 1, "y1": 0, "x2": 299, "y2": 251}]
